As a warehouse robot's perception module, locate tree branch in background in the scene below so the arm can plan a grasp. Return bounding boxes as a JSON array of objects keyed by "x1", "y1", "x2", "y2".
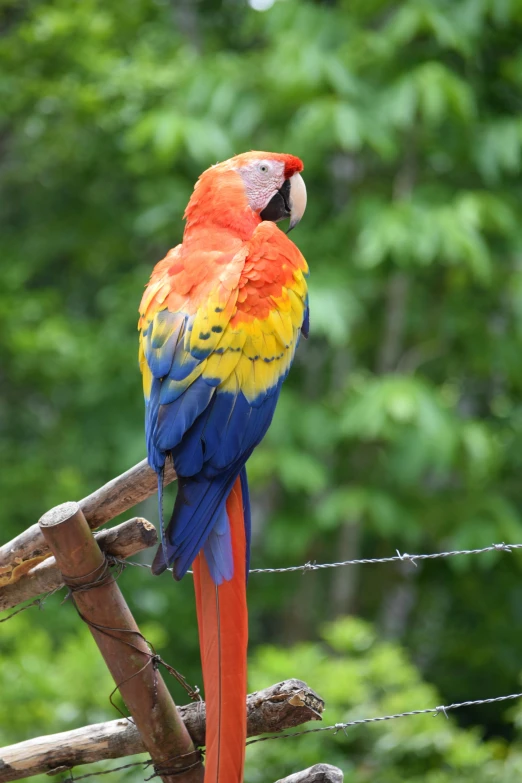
[
  {"x1": 0, "y1": 459, "x2": 176, "y2": 587},
  {"x1": 375, "y1": 271, "x2": 410, "y2": 375},
  {"x1": 330, "y1": 519, "x2": 361, "y2": 617},
  {"x1": 0, "y1": 517, "x2": 157, "y2": 612},
  {"x1": 0, "y1": 680, "x2": 324, "y2": 782}
]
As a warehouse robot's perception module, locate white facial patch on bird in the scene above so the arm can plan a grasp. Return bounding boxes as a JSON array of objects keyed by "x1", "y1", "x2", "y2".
[{"x1": 237, "y1": 159, "x2": 286, "y2": 213}]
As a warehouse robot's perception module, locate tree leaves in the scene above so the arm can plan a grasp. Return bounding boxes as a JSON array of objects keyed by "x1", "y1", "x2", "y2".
[{"x1": 3, "y1": 0, "x2": 522, "y2": 774}]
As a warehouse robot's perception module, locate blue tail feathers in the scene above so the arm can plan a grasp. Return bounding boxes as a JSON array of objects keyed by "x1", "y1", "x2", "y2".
[
  {"x1": 151, "y1": 467, "x2": 251, "y2": 583},
  {"x1": 203, "y1": 505, "x2": 234, "y2": 583}
]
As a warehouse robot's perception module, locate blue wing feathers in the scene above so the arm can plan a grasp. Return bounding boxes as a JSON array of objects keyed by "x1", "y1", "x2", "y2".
[
  {"x1": 197, "y1": 390, "x2": 238, "y2": 464},
  {"x1": 146, "y1": 297, "x2": 308, "y2": 584},
  {"x1": 144, "y1": 312, "x2": 184, "y2": 379},
  {"x1": 170, "y1": 406, "x2": 211, "y2": 477},
  {"x1": 146, "y1": 378, "x2": 163, "y2": 471},
  {"x1": 155, "y1": 377, "x2": 214, "y2": 452}
]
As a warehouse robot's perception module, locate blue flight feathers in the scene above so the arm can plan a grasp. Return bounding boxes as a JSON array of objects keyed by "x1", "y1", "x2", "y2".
[{"x1": 146, "y1": 306, "x2": 307, "y2": 584}]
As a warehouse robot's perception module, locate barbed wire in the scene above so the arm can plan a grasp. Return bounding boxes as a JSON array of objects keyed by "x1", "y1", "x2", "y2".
[
  {"x1": 249, "y1": 541, "x2": 522, "y2": 573},
  {"x1": 247, "y1": 690, "x2": 522, "y2": 744},
  {"x1": 3, "y1": 540, "x2": 520, "y2": 628},
  {"x1": 112, "y1": 541, "x2": 522, "y2": 577},
  {"x1": 66, "y1": 759, "x2": 149, "y2": 781},
  {"x1": 60, "y1": 689, "x2": 522, "y2": 780},
  {"x1": 0, "y1": 584, "x2": 64, "y2": 623},
  {"x1": 4, "y1": 541, "x2": 517, "y2": 625}
]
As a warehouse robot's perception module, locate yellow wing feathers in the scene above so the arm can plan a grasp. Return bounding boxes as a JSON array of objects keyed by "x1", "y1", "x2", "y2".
[{"x1": 139, "y1": 225, "x2": 308, "y2": 404}]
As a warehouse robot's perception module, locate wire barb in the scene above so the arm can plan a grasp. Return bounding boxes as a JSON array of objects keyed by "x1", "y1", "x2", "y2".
[
  {"x1": 396, "y1": 550, "x2": 418, "y2": 567},
  {"x1": 493, "y1": 542, "x2": 512, "y2": 553}
]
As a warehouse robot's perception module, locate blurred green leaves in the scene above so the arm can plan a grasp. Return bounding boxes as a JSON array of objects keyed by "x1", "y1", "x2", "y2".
[
  {"x1": 247, "y1": 616, "x2": 513, "y2": 783},
  {"x1": 3, "y1": 0, "x2": 522, "y2": 778}
]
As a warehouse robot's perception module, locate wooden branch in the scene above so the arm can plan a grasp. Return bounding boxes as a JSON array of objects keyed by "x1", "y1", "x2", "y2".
[
  {"x1": 0, "y1": 459, "x2": 176, "y2": 587},
  {"x1": 0, "y1": 680, "x2": 324, "y2": 782},
  {"x1": 80, "y1": 458, "x2": 176, "y2": 529},
  {"x1": 187, "y1": 678, "x2": 324, "y2": 746},
  {"x1": 276, "y1": 765, "x2": 343, "y2": 783},
  {"x1": 39, "y1": 501, "x2": 202, "y2": 783},
  {"x1": 0, "y1": 517, "x2": 157, "y2": 612}
]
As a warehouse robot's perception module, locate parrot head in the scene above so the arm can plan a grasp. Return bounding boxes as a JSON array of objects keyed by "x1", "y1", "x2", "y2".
[
  {"x1": 233, "y1": 151, "x2": 307, "y2": 231},
  {"x1": 184, "y1": 151, "x2": 307, "y2": 235}
]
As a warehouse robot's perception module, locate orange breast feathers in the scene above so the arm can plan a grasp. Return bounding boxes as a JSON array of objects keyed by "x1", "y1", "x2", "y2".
[{"x1": 139, "y1": 220, "x2": 309, "y2": 404}]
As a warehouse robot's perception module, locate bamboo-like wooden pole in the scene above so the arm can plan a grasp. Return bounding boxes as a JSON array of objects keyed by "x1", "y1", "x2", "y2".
[
  {"x1": 39, "y1": 501, "x2": 202, "y2": 783},
  {"x1": 0, "y1": 680, "x2": 324, "y2": 782},
  {"x1": 0, "y1": 517, "x2": 156, "y2": 612}
]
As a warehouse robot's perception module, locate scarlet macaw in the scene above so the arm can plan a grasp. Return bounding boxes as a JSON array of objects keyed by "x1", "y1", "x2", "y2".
[{"x1": 138, "y1": 151, "x2": 308, "y2": 782}]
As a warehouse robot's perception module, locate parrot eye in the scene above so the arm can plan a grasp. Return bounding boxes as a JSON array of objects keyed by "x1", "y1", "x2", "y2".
[{"x1": 259, "y1": 163, "x2": 269, "y2": 174}]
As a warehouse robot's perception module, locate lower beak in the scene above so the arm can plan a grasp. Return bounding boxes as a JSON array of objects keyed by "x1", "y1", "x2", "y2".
[{"x1": 259, "y1": 172, "x2": 307, "y2": 231}]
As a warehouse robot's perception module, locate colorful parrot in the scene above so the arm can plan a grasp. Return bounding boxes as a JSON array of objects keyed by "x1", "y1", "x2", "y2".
[{"x1": 138, "y1": 151, "x2": 308, "y2": 782}]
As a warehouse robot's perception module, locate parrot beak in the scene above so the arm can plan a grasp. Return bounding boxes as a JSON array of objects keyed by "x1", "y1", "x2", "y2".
[
  {"x1": 259, "y1": 172, "x2": 307, "y2": 231},
  {"x1": 287, "y1": 172, "x2": 307, "y2": 232}
]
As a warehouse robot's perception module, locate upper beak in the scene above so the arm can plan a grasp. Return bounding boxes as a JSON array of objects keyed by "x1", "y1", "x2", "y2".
[
  {"x1": 259, "y1": 172, "x2": 307, "y2": 231},
  {"x1": 287, "y1": 172, "x2": 307, "y2": 232}
]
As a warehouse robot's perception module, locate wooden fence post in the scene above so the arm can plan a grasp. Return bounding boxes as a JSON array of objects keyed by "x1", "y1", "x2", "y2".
[{"x1": 39, "y1": 501, "x2": 204, "y2": 783}]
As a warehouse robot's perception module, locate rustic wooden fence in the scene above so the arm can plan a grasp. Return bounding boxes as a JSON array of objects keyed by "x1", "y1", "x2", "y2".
[{"x1": 0, "y1": 460, "x2": 341, "y2": 783}]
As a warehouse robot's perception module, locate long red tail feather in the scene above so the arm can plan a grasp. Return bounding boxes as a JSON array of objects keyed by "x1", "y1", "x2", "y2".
[{"x1": 193, "y1": 477, "x2": 248, "y2": 783}]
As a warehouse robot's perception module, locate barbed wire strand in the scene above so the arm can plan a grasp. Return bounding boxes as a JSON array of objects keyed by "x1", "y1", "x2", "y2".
[
  {"x1": 0, "y1": 584, "x2": 64, "y2": 623},
  {"x1": 61, "y1": 690, "x2": 522, "y2": 780},
  {"x1": 113, "y1": 541, "x2": 522, "y2": 577},
  {"x1": 66, "y1": 759, "x2": 149, "y2": 781},
  {"x1": 246, "y1": 690, "x2": 522, "y2": 744},
  {"x1": 2, "y1": 542, "x2": 520, "y2": 624}
]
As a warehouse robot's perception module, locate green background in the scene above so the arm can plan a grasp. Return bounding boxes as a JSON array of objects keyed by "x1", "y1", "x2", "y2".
[{"x1": 2, "y1": 0, "x2": 522, "y2": 780}]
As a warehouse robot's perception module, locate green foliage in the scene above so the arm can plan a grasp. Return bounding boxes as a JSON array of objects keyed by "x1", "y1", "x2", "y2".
[
  {"x1": 3, "y1": 0, "x2": 522, "y2": 778},
  {"x1": 0, "y1": 612, "x2": 114, "y2": 744},
  {"x1": 247, "y1": 616, "x2": 522, "y2": 783}
]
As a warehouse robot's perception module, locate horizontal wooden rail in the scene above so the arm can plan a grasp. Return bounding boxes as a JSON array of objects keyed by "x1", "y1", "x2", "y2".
[
  {"x1": 0, "y1": 680, "x2": 324, "y2": 781},
  {"x1": 0, "y1": 517, "x2": 156, "y2": 612},
  {"x1": 0, "y1": 459, "x2": 176, "y2": 587}
]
